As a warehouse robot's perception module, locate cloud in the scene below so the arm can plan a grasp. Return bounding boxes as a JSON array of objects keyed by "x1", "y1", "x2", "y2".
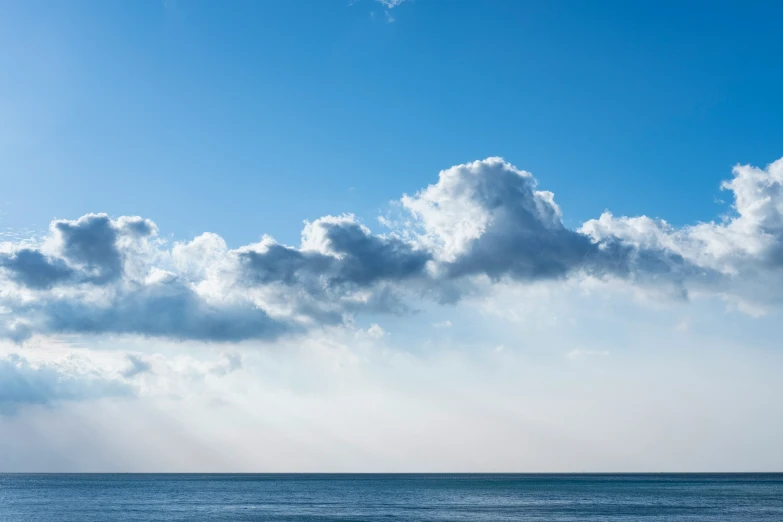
[
  {"x1": 401, "y1": 158, "x2": 593, "y2": 279},
  {"x1": 566, "y1": 348, "x2": 610, "y2": 361},
  {"x1": 0, "y1": 214, "x2": 156, "y2": 289},
  {"x1": 121, "y1": 354, "x2": 153, "y2": 378},
  {"x1": 236, "y1": 214, "x2": 430, "y2": 326},
  {"x1": 7, "y1": 312, "x2": 783, "y2": 472},
  {"x1": 376, "y1": 0, "x2": 407, "y2": 7},
  {"x1": 1, "y1": 156, "x2": 783, "y2": 343},
  {"x1": 241, "y1": 215, "x2": 429, "y2": 289},
  {"x1": 366, "y1": 0, "x2": 408, "y2": 23},
  {"x1": 366, "y1": 324, "x2": 386, "y2": 339},
  {"x1": 37, "y1": 279, "x2": 293, "y2": 342},
  {"x1": 210, "y1": 352, "x2": 242, "y2": 376},
  {"x1": 0, "y1": 353, "x2": 132, "y2": 414},
  {"x1": 581, "y1": 157, "x2": 783, "y2": 308},
  {"x1": 0, "y1": 249, "x2": 74, "y2": 289},
  {"x1": 400, "y1": 158, "x2": 721, "y2": 299}
]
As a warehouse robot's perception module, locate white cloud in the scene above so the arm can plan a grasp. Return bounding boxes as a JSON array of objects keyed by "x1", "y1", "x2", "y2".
[
  {"x1": 366, "y1": 323, "x2": 386, "y2": 339},
  {"x1": 1, "y1": 151, "x2": 783, "y2": 471},
  {"x1": 1, "y1": 156, "x2": 783, "y2": 346},
  {"x1": 376, "y1": 0, "x2": 407, "y2": 8},
  {"x1": 0, "y1": 352, "x2": 132, "y2": 414},
  {"x1": 2, "y1": 308, "x2": 783, "y2": 471},
  {"x1": 581, "y1": 157, "x2": 783, "y2": 310},
  {"x1": 566, "y1": 348, "x2": 610, "y2": 361}
]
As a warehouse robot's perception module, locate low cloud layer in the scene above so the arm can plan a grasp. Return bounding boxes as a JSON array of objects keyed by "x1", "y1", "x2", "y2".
[
  {"x1": 1, "y1": 156, "x2": 782, "y2": 342},
  {"x1": 0, "y1": 353, "x2": 132, "y2": 414}
]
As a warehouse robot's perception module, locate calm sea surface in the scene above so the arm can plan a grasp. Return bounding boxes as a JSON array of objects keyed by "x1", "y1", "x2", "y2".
[{"x1": 1, "y1": 474, "x2": 782, "y2": 521}]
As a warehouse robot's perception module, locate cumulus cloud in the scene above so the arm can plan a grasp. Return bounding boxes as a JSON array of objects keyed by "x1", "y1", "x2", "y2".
[
  {"x1": 399, "y1": 157, "x2": 719, "y2": 302},
  {"x1": 581, "y1": 157, "x2": 783, "y2": 308},
  {"x1": 0, "y1": 249, "x2": 74, "y2": 289},
  {"x1": 401, "y1": 158, "x2": 592, "y2": 279},
  {"x1": 1, "y1": 156, "x2": 783, "y2": 342},
  {"x1": 240, "y1": 215, "x2": 429, "y2": 294},
  {"x1": 0, "y1": 214, "x2": 157, "y2": 289}
]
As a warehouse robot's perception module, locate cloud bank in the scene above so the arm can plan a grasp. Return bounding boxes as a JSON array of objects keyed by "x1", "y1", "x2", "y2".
[
  {"x1": 1, "y1": 156, "x2": 782, "y2": 342},
  {"x1": 0, "y1": 353, "x2": 131, "y2": 414}
]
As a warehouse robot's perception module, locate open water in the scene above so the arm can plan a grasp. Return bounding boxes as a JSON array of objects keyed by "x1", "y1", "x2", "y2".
[{"x1": 1, "y1": 473, "x2": 782, "y2": 521}]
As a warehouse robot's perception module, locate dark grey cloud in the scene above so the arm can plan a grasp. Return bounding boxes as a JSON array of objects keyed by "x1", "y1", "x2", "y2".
[
  {"x1": 38, "y1": 279, "x2": 295, "y2": 342},
  {"x1": 54, "y1": 214, "x2": 123, "y2": 283},
  {"x1": 321, "y1": 220, "x2": 430, "y2": 285},
  {"x1": 0, "y1": 249, "x2": 74, "y2": 289},
  {"x1": 238, "y1": 217, "x2": 430, "y2": 320},
  {"x1": 241, "y1": 219, "x2": 429, "y2": 289},
  {"x1": 442, "y1": 214, "x2": 597, "y2": 282},
  {"x1": 0, "y1": 214, "x2": 158, "y2": 291},
  {"x1": 242, "y1": 245, "x2": 332, "y2": 287}
]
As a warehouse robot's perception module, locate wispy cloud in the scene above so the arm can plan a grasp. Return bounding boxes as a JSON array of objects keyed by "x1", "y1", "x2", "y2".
[
  {"x1": 359, "y1": 0, "x2": 410, "y2": 23},
  {"x1": 376, "y1": 0, "x2": 408, "y2": 7},
  {"x1": 566, "y1": 349, "x2": 610, "y2": 361}
]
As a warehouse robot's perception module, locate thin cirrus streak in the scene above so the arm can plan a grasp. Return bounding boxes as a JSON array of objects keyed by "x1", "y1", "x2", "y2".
[{"x1": 1, "y1": 156, "x2": 782, "y2": 342}]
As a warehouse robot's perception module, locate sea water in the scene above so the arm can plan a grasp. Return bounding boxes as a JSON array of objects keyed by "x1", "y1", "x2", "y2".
[{"x1": 1, "y1": 473, "x2": 782, "y2": 521}]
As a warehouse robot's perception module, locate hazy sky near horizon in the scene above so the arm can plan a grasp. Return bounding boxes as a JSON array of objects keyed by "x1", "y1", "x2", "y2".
[{"x1": 2, "y1": 0, "x2": 783, "y2": 471}]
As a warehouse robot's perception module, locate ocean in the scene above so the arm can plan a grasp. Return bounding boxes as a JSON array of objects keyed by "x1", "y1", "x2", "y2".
[{"x1": 1, "y1": 473, "x2": 782, "y2": 521}]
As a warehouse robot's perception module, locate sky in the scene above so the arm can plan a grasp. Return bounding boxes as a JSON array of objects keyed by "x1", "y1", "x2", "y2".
[{"x1": 1, "y1": 0, "x2": 783, "y2": 472}]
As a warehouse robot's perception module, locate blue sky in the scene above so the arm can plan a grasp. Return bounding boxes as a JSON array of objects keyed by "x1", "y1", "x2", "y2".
[
  {"x1": 2, "y1": 1, "x2": 783, "y2": 471},
  {"x1": 3, "y1": 0, "x2": 782, "y2": 245}
]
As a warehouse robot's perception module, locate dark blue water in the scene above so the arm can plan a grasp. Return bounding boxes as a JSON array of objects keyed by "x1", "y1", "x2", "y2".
[{"x1": 1, "y1": 474, "x2": 782, "y2": 521}]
